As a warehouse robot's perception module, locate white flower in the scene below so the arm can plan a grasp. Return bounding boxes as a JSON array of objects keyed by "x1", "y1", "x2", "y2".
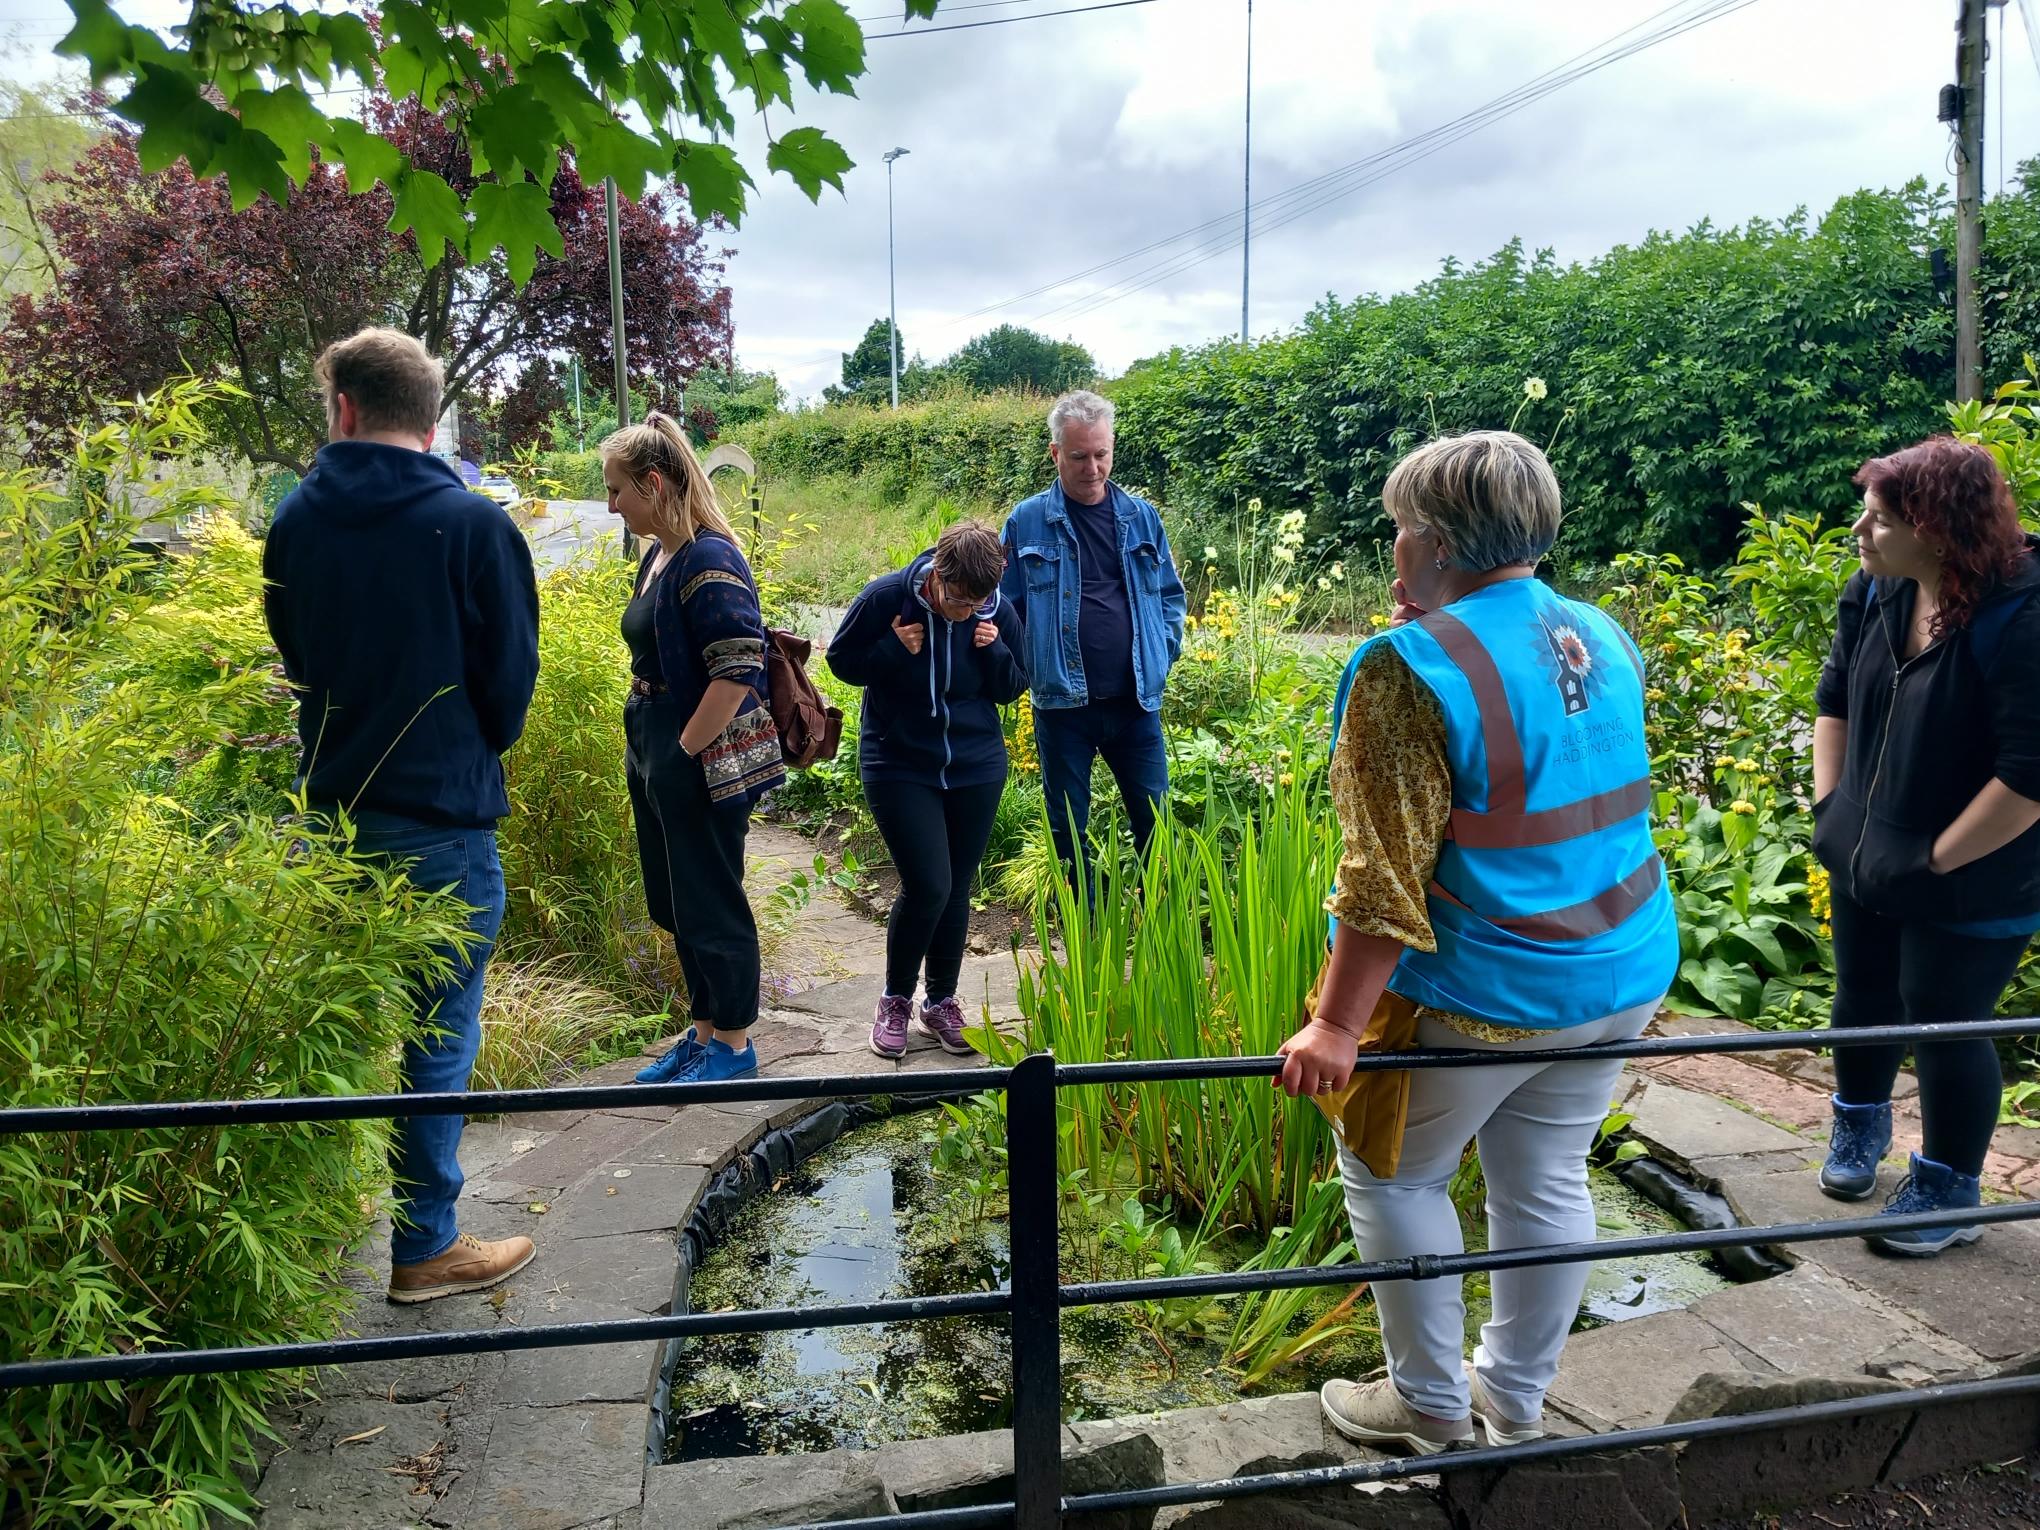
[
  {"x1": 1278, "y1": 509, "x2": 1307, "y2": 535},
  {"x1": 1271, "y1": 545, "x2": 1295, "y2": 565},
  {"x1": 1247, "y1": 497, "x2": 1264, "y2": 514},
  {"x1": 1523, "y1": 376, "x2": 1548, "y2": 401},
  {"x1": 1330, "y1": 562, "x2": 1345, "y2": 581},
  {"x1": 1317, "y1": 576, "x2": 1332, "y2": 591},
  {"x1": 1204, "y1": 545, "x2": 1219, "y2": 561}
]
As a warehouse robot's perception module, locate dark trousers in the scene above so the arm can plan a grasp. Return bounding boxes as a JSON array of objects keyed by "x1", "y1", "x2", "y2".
[
  {"x1": 1032, "y1": 696, "x2": 1169, "y2": 885},
  {"x1": 625, "y1": 697, "x2": 759, "y2": 1030},
  {"x1": 1830, "y1": 887, "x2": 2024, "y2": 1177},
  {"x1": 865, "y1": 776, "x2": 1005, "y2": 1001}
]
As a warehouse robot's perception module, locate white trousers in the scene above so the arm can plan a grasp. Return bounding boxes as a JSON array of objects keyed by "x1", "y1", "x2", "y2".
[{"x1": 1336, "y1": 997, "x2": 1660, "y2": 1423}]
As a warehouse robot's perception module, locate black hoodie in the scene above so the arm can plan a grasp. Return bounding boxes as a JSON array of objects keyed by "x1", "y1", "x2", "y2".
[
  {"x1": 1813, "y1": 538, "x2": 2040, "y2": 922},
  {"x1": 826, "y1": 552, "x2": 1027, "y2": 790},
  {"x1": 263, "y1": 441, "x2": 540, "y2": 827}
]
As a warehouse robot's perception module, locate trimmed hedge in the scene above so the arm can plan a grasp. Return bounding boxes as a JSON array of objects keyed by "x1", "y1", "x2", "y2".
[
  {"x1": 727, "y1": 176, "x2": 2040, "y2": 569},
  {"x1": 735, "y1": 392, "x2": 1052, "y2": 508}
]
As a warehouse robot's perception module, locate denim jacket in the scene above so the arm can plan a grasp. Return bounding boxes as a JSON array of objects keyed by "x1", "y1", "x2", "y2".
[{"x1": 999, "y1": 480, "x2": 1186, "y2": 712}]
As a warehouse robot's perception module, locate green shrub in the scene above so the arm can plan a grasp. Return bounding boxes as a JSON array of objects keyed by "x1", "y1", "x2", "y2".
[
  {"x1": 735, "y1": 392, "x2": 1051, "y2": 508},
  {"x1": 0, "y1": 385, "x2": 472, "y2": 1528}
]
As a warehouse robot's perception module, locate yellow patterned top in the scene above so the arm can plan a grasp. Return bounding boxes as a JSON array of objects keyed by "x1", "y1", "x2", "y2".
[{"x1": 1325, "y1": 640, "x2": 1533, "y2": 1043}]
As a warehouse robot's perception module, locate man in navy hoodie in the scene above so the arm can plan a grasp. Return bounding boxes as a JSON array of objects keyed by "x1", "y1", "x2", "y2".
[{"x1": 264, "y1": 327, "x2": 540, "y2": 1304}]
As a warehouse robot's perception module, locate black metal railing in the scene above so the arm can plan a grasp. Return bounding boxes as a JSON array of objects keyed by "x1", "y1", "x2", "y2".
[{"x1": 5, "y1": 1018, "x2": 2039, "y2": 1530}]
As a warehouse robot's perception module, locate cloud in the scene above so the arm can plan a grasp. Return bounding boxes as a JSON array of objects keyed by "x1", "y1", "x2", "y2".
[{"x1": 713, "y1": 0, "x2": 2035, "y2": 406}]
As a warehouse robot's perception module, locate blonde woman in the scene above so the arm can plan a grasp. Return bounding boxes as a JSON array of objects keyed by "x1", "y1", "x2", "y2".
[
  {"x1": 1278, "y1": 431, "x2": 1676, "y2": 1454},
  {"x1": 603, "y1": 412, "x2": 783, "y2": 1086}
]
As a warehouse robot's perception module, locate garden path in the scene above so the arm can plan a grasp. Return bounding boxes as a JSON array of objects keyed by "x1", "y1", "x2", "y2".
[{"x1": 248, "y1": 822, "x2": 2040, "y2": 1530}]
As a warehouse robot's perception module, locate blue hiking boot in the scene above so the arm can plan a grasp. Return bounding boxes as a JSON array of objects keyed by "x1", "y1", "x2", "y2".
[
  {"x1": 635, "y1": 1029, "x2": 703, "y2": 1084},
  {"x1": 673, "y1": 1037, "x2": 758, "y2": 1085},
  {"x1": 1865, "y1": 1153, "x2": 1983, "y2": 1258},
  {"x1": 1819, "y1": 1096, "x2": 1892, "y2": 1201}
]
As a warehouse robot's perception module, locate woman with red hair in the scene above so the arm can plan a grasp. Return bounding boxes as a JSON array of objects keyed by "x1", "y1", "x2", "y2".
[{"x1": 1812, "y1": 436, "x2": 2040, "y2": 1254}]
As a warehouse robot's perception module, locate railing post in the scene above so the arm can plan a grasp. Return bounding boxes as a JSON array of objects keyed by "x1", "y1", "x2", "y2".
[{"x1": 1008, "y1": 1050, "x2": 1062, "y2": 1530}]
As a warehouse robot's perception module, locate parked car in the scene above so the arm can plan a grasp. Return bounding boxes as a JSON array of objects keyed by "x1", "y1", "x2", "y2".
[{"x1": 475, "y1": 473, "x2": 522, "y2": 512}]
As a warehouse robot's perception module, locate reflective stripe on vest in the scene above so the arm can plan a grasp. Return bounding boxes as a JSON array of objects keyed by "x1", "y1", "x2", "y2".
[{"x1": 1399, "y1": 590, "x2": 1659, "y2": 947}]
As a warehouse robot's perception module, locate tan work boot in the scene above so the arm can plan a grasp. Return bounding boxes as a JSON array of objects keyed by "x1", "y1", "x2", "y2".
[{"x1": 388, "y1": 1232, "x2": 535, "y2": 1304}]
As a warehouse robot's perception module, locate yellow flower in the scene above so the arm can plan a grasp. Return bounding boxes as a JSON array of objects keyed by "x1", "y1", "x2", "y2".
[
  {"x1": 1646, "y1": 687, "x2": 1666, "y2": 702},
  {"x1": 1248, "y1": 497, "x2": 1264, "y2": 514},
  {"x1": 1660, "y1": 642, "x2": 1678, "y2": 655},
  {"x1": 1714, "y1": 755, "x2": 1737, "y2": 769},
  {"x1": 1194, "y1": 648, "x2": 1219, "y2": 663},
  {"x1": 1369, "y1": 613, "x2": 1389, "y2": 629},
  {"x1": 1278, "y1": 771, "x2": 1295, "y2": 787},
  {"x1": 1730, "y1": 800, "x2": 1757, "y2": 816},
  {"x1": 1734, "y1": 757, "x2": 1758, "y2": 772}
]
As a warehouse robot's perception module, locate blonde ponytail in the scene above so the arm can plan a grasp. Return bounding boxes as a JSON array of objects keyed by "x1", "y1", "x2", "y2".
[{"x1": 599, "y1": 411, "x2": 735, "y2": 546}]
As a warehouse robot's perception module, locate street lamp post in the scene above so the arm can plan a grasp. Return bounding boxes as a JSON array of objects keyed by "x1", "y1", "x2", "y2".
[{"x1": 884, "y1": 146, "x2": 910, "y2": 410}]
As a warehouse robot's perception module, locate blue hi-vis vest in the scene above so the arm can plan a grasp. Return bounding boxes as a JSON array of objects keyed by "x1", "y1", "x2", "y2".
[{"x1": 1329, "y1": 579, "x2": 1678, "y2": 1030}]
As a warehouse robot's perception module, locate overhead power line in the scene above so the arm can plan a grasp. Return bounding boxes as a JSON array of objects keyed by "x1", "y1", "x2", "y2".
[
  {"x1": 865, "y1": 0, "x2": 1161, "y2": 37},
  {"x1": 928, "y1": 0, "x2": 1761, "y2": 334}
]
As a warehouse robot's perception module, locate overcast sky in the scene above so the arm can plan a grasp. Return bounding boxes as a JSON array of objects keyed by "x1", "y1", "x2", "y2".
[{"x1": 7, "y1": 0, "x2": 2037, "y2": 403}]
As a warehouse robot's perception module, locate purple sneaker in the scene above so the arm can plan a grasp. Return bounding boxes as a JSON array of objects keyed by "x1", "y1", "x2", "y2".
[
  {"x1": 919, "y1": 996, "x2": 978, "y2": 1056},
  {"x1": 869, "y1": 993, "x2": 913, "y2": 1059}
]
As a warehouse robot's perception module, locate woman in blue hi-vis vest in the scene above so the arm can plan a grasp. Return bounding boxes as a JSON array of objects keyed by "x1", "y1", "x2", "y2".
[{"x1": 1276, "y1": 431, "x2": 1678, "y2": 1457}]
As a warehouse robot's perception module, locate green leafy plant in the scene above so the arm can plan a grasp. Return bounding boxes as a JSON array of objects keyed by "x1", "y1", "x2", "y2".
[
  {"x1": 57, "y1": 0, "x2": 938, "y2": 272},
  {"x1": 0, "y1": 382, "x2": 474, "y2": 1527}
]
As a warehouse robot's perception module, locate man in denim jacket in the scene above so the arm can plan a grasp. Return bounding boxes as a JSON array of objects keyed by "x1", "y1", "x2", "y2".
[{"x1": 1001, "y1": 390, "x2": 1186, "y2": 884}]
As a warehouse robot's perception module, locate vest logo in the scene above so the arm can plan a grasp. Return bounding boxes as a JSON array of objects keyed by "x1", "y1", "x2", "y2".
[{"x1": 1533, "y1": 618, "x2": 1605, "y2": 717}]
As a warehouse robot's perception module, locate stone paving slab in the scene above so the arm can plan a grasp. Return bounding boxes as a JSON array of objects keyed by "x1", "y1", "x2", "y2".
[
  {"x1": 1620, "y1": 1075, "x2": 1809, "y2": 1171},
  {"x1": 1717, "y1": 1161, "x2": 2040, "y2": 1361},
  {"x1": 1546, "y1": 1309, "x2": 1771, "y2": 1431}
]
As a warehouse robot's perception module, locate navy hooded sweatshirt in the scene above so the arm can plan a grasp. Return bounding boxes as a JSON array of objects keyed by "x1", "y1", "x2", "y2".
[
  {"x1": 826, "y1": 552, "x2": 1027, "y2": 790},
  {"x1": 263, "y1": 441, "x2": 540, "y2": 827}
]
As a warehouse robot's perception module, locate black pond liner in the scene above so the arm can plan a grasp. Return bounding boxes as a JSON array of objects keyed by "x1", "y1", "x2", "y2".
[
  {"x1": 643, "y1": 1107, "x2": 1789, "y2": 1465},
  {"x1": 643, "y1": 1093, "x2": 958, "y2": 1468},
  {"x1": 1611, "y1": 1155, "x2": 1792, "y2": 1283}
]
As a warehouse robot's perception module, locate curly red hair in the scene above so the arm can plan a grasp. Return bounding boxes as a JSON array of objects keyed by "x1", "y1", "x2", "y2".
[{"x1": 1853, "y1": 437, "x2": 2028, "y2": 637}]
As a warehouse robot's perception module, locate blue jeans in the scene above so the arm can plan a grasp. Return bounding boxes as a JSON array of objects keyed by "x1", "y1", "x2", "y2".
[
  {"x1": 350, "y1": 812, "x2": 506, "y2": 1266},
  {"x1": 1032, "y1": 696, "x2": 1169, "y2": 886}
]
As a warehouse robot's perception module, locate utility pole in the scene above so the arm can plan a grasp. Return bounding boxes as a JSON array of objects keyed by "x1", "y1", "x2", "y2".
[
  {"x1": 606, "y1": 174, "x2": 633, "y2": 554},
  {"x1": 884, "y1": 147, "x2": 910, "y2": 410},
  {"x1": 1241, "y1": 0, "x2": 1253, "y2": 345},
  {"x1": 1953, "y1": 0, "x2": 1990, "y2": 403}
]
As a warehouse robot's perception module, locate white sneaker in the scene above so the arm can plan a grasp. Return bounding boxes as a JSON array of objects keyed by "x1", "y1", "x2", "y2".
[{"x1": 1465, "y1": 1359, "x2": 1546, "y2": 1446}]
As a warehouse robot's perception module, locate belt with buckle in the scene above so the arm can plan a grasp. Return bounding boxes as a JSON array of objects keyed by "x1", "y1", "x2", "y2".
[{"x1": 628, "y1": 676, "x2": 668, "y2": 697}]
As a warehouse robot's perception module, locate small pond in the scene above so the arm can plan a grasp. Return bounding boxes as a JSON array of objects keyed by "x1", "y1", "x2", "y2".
[{"x1": 664, "y1": 1111, "x2": 1736, "y2": 1461}]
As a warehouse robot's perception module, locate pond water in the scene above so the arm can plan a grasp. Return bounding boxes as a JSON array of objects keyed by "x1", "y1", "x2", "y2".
[{"x1": 664, "y1": 1111, "x2": 1736, "y2": 1461}]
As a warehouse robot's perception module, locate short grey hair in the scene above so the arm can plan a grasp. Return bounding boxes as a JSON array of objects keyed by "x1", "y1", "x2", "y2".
[
  {"x1": 1381, "y1": 430, "x2": 1562, "y2": 573},
  {"x1": 1047, "y1": 389, "x2": 1115, "y2": 446}
]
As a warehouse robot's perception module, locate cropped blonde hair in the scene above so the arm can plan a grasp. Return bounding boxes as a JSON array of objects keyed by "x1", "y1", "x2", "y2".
[
  {"x1": 600, "y1": 412, "x2": 734, "y2": 546},
  {"x1": 1381, "y1": 430, "x2": 1562, "y2": 573},
  {"x1": 315, "y1": 327, "x2": 443, "y2": 438}
]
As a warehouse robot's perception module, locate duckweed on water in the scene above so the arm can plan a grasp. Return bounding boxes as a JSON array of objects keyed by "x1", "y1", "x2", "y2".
[{"x1": 666, "y1": 1113, "x2": 1733, "y2": 1460}]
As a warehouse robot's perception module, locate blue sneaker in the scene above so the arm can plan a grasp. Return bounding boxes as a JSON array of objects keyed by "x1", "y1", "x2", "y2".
[
  {"x1": 1819, "y1": 1096, "x2": 1892, "y2": 1201},
  {"x1": 635, "y1": 1029, "x2": 704, "y2": 1084},
  {"x1": 672, "y1": 1037, "x2": 758, "y2": 1085},
  {"x1": 1865, "y1": 1153, "x2": 1983, "y2": 1257}
]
